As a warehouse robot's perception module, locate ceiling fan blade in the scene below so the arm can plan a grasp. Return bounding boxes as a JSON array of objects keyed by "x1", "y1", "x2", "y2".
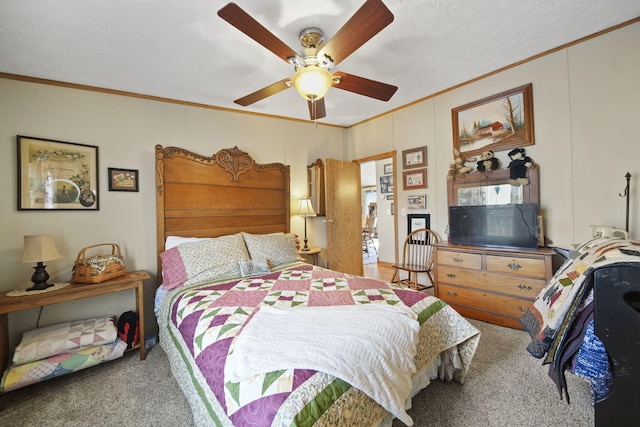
[
  {"x1": 318, "y1": 0, "x2": 394, "y2": 67},
  {"x1": 218, "y1": 3, "x2": 298, "y2": 63},
  {"x1": 234, "y1": 79, "x2": 291, "y2": 106},
  {"x1": 308, "y1": 98, "x2": 327, "y2": 120},
  {"x1": 332, "y1": 71, "x2": 397, "y2": 101}
]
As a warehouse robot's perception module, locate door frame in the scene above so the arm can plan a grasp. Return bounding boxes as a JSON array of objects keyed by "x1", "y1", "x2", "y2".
[{"x1": 355, "y1": 151, "x2": 398, "y2": 265}]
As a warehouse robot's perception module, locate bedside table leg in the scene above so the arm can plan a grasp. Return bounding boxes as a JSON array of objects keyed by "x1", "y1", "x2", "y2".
[
  {"x1": 0, "y1": 313, "x2": 8, "y2": 373},
  {"x1": 135, "y1": 282, "x2": 146, "y2": 360}
]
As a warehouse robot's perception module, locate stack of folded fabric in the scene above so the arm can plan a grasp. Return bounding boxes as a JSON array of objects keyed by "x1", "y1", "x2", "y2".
[{"x1": 1, "y1": 315, "x2": 127, "y2": 392}]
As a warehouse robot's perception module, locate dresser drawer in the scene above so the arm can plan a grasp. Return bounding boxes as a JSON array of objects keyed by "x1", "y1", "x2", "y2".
[
  {"x1": 438, "y1": 283, "x2": 533, "y2": 318},
  {"x1": 486, "y1": 255, "x2": 546, "y2": 278},
  {"x1": 437, "y1": 266, "x2": 546, "y2": 298},
  {"x1": 437, "y1": 250, "x2": 482, "y2": 270}
]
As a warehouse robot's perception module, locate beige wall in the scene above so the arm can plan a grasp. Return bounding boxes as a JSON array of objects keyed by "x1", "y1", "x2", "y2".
[
  {"x1": 349, "y1": 21, "x2": 640, "y2": 252},
  {"x1": 0, "y1": 80, "x2": 346, "y2": 346}
]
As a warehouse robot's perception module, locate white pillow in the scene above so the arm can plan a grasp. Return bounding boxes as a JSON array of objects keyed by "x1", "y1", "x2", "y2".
[{"x1": 165, "y1": 236, "x2": 212, "y2": 250}]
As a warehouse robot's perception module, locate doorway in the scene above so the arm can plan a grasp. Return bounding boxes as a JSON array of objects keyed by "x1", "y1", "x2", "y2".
[{"x1": 356, "y1": 151, "x2": 398, "y2": 268}]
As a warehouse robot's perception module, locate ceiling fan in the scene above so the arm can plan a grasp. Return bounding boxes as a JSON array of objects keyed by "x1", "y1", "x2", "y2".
[{"x1": 218, "y1": 0, "x2": 398, "y2": 121}]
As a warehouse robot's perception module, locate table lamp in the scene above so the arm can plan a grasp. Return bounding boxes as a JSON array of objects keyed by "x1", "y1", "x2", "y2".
[
  {"x1": 297, "y1": 198, "x2": 317, "y2": 251},
  {"x1": 20, "y1": 234, "x2": 62, "y2": 291}
]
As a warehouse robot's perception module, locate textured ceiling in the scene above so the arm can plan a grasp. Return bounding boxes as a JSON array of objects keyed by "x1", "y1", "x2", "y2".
[{"x1": 1, "y1": 1, "x2": 639, "y2": 127}]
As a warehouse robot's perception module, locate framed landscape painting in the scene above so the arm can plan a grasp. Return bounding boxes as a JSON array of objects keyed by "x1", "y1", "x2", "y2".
[{"x1": 452, "y1": 83, "x2": 534, "y2": 157}]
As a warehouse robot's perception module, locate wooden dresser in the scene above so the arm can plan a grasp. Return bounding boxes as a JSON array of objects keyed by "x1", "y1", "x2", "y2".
[{"x1": 434, "y1": 242, "x2": 560, "y2": 329}]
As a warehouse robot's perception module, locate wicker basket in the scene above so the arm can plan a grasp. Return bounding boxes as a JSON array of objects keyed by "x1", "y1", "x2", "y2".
[{"x1": 71, "y1": 243, "x2": 126, "y2": 284}]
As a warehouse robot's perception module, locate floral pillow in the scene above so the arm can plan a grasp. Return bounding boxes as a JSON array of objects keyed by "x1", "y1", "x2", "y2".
[
  {"x1": 242, "y1": 232, "x2": 302, "y2": 267},
  {"x1": 160, "y1": 233, "x2": 250, "y2": 290}
]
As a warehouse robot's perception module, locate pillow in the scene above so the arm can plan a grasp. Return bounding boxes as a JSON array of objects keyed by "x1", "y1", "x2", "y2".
[
  {"x1": 242, "y1": 232, "x2": 302, "y2": 267},
  {"x1": 165, "y1": 236, "x2": 211, "y2": 250},
  {"x1": 238, "y1": 259, "x2": 271, "y2": 277},
  {"x1": 160, "y1": 233, "x2": 250, "y2": 290},
  {"x1": 13, "y1": 316, "x2": 118, "y2": 365}
]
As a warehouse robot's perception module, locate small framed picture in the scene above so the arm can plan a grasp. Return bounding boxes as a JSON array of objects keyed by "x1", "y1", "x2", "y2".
[
  {"x1": 108, "y1": 168, "x2": 139, "y2": 192},
  {"x1": 383, "y1": 163, "x2": 393, "y2": 174},
  {"x1": 402, "y1": 146, "x2": 427, "y2": 169},
  {"x1": 380, "y1": 175, "x2": 394, "y2": 194},
  {"x1": 408, "y1": 213, "x2": 431, "y2": 242},
  {"x1": 403, "y1": 169, "x2": 427, "y2": 190},
  {"x1": 407, "y1": 194, "x2": 427, "y2": 210},
  {"x1": 386, "y1": 194, "x2": 394, "y2": 200}
]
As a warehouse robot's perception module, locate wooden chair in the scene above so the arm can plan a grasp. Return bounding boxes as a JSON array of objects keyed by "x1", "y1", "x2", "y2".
[
  {"x1": 391, "y1": 228, "x2": 439, "y2": 291},
  {"x1": 362, "y1": 216, "x2": 378, "y2": 256}
]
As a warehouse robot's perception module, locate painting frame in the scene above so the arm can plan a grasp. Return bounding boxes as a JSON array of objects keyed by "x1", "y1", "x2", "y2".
[
  {"x1": 407, "y1": 194, "x2": 427, "y2": 210},
  {"x1": 407, "y1": 213, "x2": 431, "y2": 243},
  {"x1": 452, "y1": 83, "x2": 534, "y2": 158},
  {"x1": 379, "y1": 175, "x2": 394, "y2": 194},
  {"x1": 17, "y1": 135, "x2": 99, "y2": 210},
  {"x1": 402, "y1": 146, "x2": 427, "y2": 169},
  {"x1": 383, "y1": 163, "x2": 393, "y2": 174},
  {"x1": 403, "y1": 169, "x2": 427, "y2": 190},
  {"x1": 108, "y1": 167, "x2": 139, "y2": 192}
]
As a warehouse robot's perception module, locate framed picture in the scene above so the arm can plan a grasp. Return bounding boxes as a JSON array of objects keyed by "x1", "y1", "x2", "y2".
[
  {"x1": 402, "y1": 146, "x2": 427, "y2": 169},
  {"x1": 403, "y1": 169, "x2": 427, "y2": 190},
  {"x1": 108, "y1": 168, "x2": 139, "y2": 192},
  {"x1": 407, "y1": 213, "x2": 431, "y2": 242},
  {"x1": 407, "y1": 194, "x2": 427, "y2": 210},
  {"x1": 452, "y1": 83, "x2": 534, "y2": 157},
  {"x1": 379, "y1": 175, "x2": 394, "y2": 194},
  {"x1": 17, "y1": 135, "x2": 99, "y2": 210},
  {"x1": 383, "y1": 163, "x2": 393, "y2": 174},
  {"x1": 386, "y1": 194, "x2": 394, "y2": 200}
]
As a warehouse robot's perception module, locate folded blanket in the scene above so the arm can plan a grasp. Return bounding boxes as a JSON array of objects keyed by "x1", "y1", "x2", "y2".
[
  {"x1": 13, "y1": 316, "x2": 118, "y2": 365},
  {"x1": 225, "y1": 303, "x2": 420, "y2": 426}
]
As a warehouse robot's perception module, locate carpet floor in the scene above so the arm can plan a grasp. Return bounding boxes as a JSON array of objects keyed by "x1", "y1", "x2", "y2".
[{"x1": 0, "y1": 319, "x2": 595, "y2": 426}]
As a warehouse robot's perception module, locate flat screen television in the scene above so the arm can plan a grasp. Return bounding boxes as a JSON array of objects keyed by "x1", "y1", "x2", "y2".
[{"x1": 448, "y1": 204, "x2": 539, "y2": 249}]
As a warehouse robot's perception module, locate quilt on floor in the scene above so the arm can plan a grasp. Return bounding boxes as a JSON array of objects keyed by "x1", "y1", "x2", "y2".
[
  {"x1": 158, "y1": 262, "x2": 480, "y2": 426},
  {"x1": 520, "y1": 237, "x2": 640, "y2": 400}
]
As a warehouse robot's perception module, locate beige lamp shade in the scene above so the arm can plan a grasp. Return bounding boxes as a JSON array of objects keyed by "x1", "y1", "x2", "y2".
[
  {"x1": 292, "y1": 66, "x2": 332, "y2": 101},
  {"x1": 297, "y1": 198, "x2": 317, "y2": 217},
  {"x1": 20, "y1": 234, "x2": 62, "y2": 263}
]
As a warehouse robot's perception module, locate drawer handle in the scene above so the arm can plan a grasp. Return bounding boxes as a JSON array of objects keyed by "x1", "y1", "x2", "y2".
[
  {"x1": 508, "y1": 262, "x2": 522, "y2": 270},
  {"x1": 446, "y1": 272, "x2": 457, "y2": 278},
  {"x1": 517, "y1": 284, "x2": 533, "y2": 291},
  {"x1": 447, "y1": 290, "x2": 458, "y2": 297},
  {"x1": 453, "y1": 257, "x2": 464, "y2": 263}
]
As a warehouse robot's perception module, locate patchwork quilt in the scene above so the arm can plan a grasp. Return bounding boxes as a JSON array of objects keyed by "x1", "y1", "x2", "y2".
[
  {"x1": 520, "y1": 237, "x2": 640, "y2": 400},
  {"x1": 158, "y1": 262, "x2": 480, "y2": 426}
]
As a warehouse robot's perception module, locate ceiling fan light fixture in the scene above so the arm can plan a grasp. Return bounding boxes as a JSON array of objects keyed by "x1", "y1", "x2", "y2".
[{"x1": 292, "y1": 66, "x2": 332, "y2": 101}]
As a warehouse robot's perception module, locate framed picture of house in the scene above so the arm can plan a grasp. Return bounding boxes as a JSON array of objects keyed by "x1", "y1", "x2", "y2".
[
  {"x1": 452, "y1": 83, "x2": 535, "y2": 157},
  {"x1": 17, "y1": 135, "x2": 99, "y2": 210},
  {"x1": 407, "y1": 194, "x2": 426, "y2": 210},
  {"x1": 403, "y1": 169, "x2": 427, "y2": 190},
  {"x1": 402, "y1": 146, "x2": 427, "y2": 169}
]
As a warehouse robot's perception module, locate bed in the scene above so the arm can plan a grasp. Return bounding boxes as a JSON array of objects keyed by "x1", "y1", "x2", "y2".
[{"x1": 154, "y1": 145, "x2": 480, "y2": 426}]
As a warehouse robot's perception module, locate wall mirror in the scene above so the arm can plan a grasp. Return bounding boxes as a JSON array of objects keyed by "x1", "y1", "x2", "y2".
[
  {"x1": 307, "y1": 159, "x2": 326, "y2": 216},
  {"x1": 447, "y1": 168, "x2": 539, "y2": 207}
]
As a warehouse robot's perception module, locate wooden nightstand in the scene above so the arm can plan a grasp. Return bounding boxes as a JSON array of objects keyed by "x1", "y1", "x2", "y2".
[
  {"x1": 298, "y1": 247, "x2": 322, "y2": 266},
  {"x1": 0, "y1": 270, "x2": 150, "y2": 373}
]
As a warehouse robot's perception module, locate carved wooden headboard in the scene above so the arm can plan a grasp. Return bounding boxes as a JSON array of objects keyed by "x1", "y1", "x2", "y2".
[{"x1": 155, "y1": 145, "x2": 290, "y2": 282}]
